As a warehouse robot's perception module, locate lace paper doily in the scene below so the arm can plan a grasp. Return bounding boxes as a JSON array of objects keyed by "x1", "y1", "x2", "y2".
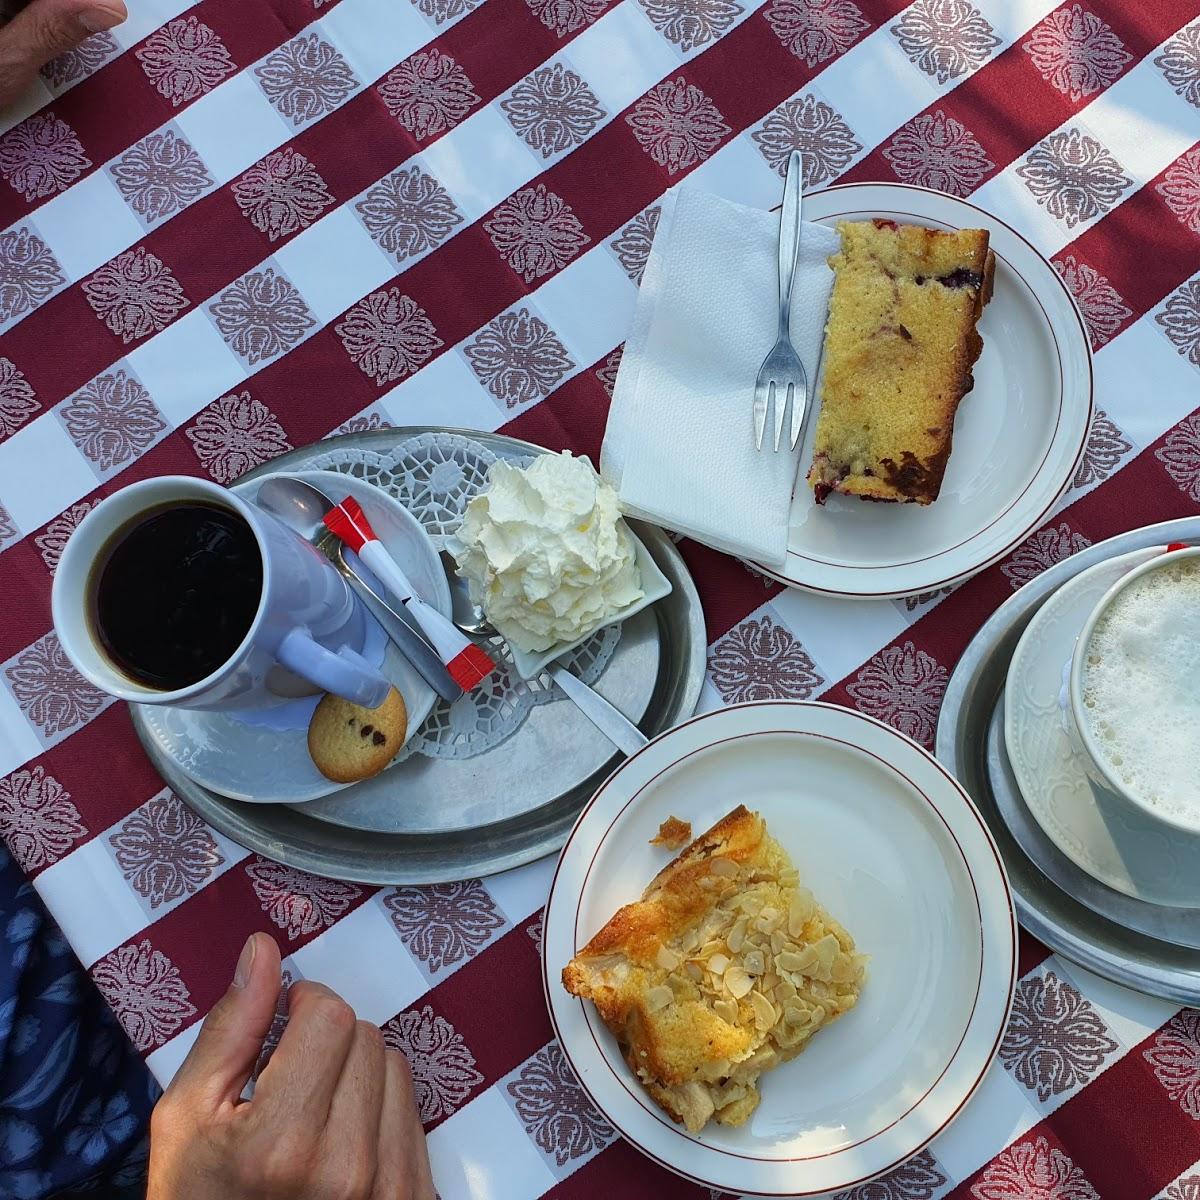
[{"x1": 305, "y1": 435, "x2": 622, "y2": 760}]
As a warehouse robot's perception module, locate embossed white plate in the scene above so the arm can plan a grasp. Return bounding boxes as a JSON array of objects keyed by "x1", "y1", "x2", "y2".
[
  {"x1": 1005, "y1": 548, "x2": 1200, "y2": 907},
  {"x1": 137, "y1": 471, "x2": 451, "y2": 804},
  {"x1": 544, "y1": 701, "x2": 1016, "y2": 1196},
  {"x1": 753, "y1": 183, "x2": 1092, "y2": 600}
]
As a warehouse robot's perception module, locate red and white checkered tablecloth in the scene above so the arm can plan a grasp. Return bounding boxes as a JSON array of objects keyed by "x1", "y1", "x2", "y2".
[{"x1": 0, "y1": 0, "x2": 1198, "y2": 1194}]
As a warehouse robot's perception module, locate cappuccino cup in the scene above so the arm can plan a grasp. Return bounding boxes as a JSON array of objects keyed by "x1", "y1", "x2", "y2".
[{"x1": 1067, "y1": 545, "x2": 1200, "y2": 836}]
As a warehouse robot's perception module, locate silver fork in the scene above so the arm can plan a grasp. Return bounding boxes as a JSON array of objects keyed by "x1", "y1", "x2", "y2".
[{"x1": 753, "y1": 150, "x2": 809, "y2": 452}]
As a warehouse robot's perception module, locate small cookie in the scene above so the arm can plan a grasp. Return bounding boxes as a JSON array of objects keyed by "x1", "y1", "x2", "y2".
[{"x1": 308, "y1": 687, "x2": 407, "y2": 783}]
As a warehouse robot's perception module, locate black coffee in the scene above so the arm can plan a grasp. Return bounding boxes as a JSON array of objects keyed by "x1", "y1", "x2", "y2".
[{"x1": 91, "y1": 501, "x2": 263, "y2": 690}]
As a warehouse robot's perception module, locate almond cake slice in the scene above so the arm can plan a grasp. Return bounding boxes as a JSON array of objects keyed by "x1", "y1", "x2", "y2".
[
  {"x1": 561, "y1": 805, "x2": 866, "y2": 1133},
  {"x1": 807, "y1": 219, "x2": 996, "y2": 506}
]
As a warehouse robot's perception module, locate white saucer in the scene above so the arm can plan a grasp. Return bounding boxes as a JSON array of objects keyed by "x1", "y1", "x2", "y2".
[
  {"x1": 544, "y1": 701, "x2": 1016, "y2": 1196},
  {"x1": 753, "y1": 183, "x2": 1092, "y2": 599},
  {"x1": 137, "y1": 470, "x2": 451, "y2": 805},
  {"x1": 1004, "y1": 547, "x2": 1200, "y2": 907}
]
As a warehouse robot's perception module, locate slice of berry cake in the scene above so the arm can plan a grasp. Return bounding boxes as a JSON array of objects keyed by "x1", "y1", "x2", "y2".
[{"x1": 807, "y1": 219, "x2": 995, "y2": 506}]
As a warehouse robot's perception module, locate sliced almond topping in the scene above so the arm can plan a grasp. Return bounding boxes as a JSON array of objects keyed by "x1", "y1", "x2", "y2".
[
  {"x1": 726, "y1": 918, "x2": 748, "y2": 953},
  {"x1": 708, "y1": 952, "x2": 731, "y2": 976},
  {"x1": 784, "y1": 1002, "x2": 809, "y2": 1026},
  {"x1": 667, "y1": 973, "x2": 692, "y2": 998},
  {"x1": 685, "y1": 962, "x2": 703, "y2": 982},
  {"x1": 749, "y1": 990, "x2": 776, "y2": 1031},
  {"x1": 826, "y1": 917, "x2": 851, "y2": 944},
  {"x1": 713, "y1": 998, "x2": 739, "y2": 1025},
  {"x1": 775, "y1": 1021, "x2": 804, "y2": 1048},
  {"x1": 742, "y1": 948, "x2": 766, "y2": 976},
  {"x1": 830, "y1": 956, "x2": 856, "y2": 983},
  {"x1": 749, "y1": 924, "x2": 771, "y2": 947},
  {"x1": 776, "y1": 979, "x2": 797, "y2": 1003},
  {"x1": 699, "y1": 939, "x2": 725, "y2": 959},
  {"x1": 656, "y1": 945, "x2": 682, "y2": 971},
  {"x1": 725, "y1": 965, "x2": 753, "y2": 998},
  {"x1": 813, "y1": 934, "x2": 840, "y2": 977},
  {"x1": 777, "y1": 947, "x2": 816, "y2": 974},
  {"x1": 645, "y1": 985, "x2": 673, "y2": 1013},
  {"x1": 746, "y1": 1043, "x2": 779, "y2": 1073},
  {"x1": 788, "y1": 890, "x2": 815, "y2": 937},
  {"x1": 770, "y1": 930, "x2": 787, "y2": 954},
  {"x1": 708, "y1": 857, "x2": 739, "y2": 877}
]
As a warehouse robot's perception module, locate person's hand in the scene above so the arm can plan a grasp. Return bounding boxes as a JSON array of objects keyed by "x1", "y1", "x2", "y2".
[
  {"x1": 0, "y1": 0, "x2": 127, "y2": 108},
  {"x1": 147, "y1": 932, "x2": 436, "y2": 1200}
]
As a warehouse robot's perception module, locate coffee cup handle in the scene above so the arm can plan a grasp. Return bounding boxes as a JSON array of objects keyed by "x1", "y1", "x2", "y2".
[{"x1": 276, "y1": 628, "x2": 391, "y2": 708}]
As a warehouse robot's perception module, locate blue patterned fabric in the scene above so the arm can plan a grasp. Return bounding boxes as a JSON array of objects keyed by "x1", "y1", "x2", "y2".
[{"x1": 0, "y1": 846, "x2": 158, "y2": 1200}]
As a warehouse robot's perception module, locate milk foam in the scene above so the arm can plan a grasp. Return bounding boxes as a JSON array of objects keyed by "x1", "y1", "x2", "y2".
[{"x1": 1081, "y1": 558, "x2": 1200, "y2": 820}]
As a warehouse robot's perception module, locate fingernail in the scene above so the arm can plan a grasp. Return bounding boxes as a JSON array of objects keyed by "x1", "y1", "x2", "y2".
[
  {"x1": 79, "y1": 6, "x2": 125, "y2": 32},
  {"x1": 233, "y1": 935, "x2": 256, "y2": 989}
]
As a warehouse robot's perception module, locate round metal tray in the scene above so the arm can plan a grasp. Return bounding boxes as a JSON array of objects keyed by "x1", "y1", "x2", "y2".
[
  {"x1": 132, "y1": 428, "x2": 707, "y2": 885},
  {"x1": 937, "y1": 516, "x2": 1200, "y2": 1004}
]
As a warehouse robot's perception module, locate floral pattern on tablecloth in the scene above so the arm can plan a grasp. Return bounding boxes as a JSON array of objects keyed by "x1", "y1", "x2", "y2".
[{"x1": 1, "y1": 1, "x2": 1199, "y2": 1197}]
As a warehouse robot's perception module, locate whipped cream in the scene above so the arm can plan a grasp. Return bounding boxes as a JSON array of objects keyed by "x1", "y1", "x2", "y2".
[{"x1": 454, "y1": 452, "x2": 644, "y2": 654}]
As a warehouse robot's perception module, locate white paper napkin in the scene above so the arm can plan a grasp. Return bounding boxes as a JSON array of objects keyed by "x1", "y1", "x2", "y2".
[{"x1": 601, "y1": 185, "x2": 839, "y2": 568}]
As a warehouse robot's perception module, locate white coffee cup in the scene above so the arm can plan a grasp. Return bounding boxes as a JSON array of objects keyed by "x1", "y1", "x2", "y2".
[
  {"x1": 1067, "y1": 545, "x2": 1200, "y2": 837},
  {"x1": 52, "y1": 475, "x2": 391, "y2": 712}
]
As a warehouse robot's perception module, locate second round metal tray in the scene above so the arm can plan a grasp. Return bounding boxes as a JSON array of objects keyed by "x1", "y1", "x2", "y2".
[
  {"x1": 937, "y1": 516, "x2": 1200, "y2": 1004},
  {"x1": 132, "y1": 428, "x2": 707, "y2": 886}
]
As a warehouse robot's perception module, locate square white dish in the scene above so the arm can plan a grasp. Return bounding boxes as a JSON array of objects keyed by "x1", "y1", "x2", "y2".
[{"x1": 504, "y1": 525, "x2": 673, "y2": 680}]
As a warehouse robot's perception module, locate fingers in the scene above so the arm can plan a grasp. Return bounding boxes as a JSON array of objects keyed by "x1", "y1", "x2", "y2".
[
  {"x1": 0, "y1": 0, "x2": 127, "y2": 107},
  {"x1": 167, "y1": 932, "x2": 283, "y2": 1111},
  {"x1": 373, "y1": 1049, "x2": 436, "y2": 1200},
  {"x1": 321, "y1": 1021, "x2": 386, "y2": 1198},
  {"x1": 254, "y1": 979, "x2": 357, "y2": 1125}
]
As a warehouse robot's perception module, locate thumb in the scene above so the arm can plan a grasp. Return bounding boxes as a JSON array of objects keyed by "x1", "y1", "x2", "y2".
[
  {"x1": 167, "y1": 932, "x2": 284, "y2": 1110},
  {"x1": 0, "y1": 0, "x2": 127, "y2": 107}
]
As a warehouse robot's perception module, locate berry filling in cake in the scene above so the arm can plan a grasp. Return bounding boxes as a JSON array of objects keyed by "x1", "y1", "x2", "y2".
[{"x1": 806, "y1": 219, "x2": 995, "y2": 506}]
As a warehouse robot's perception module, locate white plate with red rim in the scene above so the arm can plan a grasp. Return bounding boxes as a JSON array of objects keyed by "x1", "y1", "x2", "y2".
[
  {"x1": 751, "y1": 182, "x2": 1092, "y2": 600},
  {"x1": 543, "y1": 700, "x2": 1016, "y2": 1196}
]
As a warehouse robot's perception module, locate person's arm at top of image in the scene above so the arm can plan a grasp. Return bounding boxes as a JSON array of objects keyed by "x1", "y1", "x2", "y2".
[
  {"x1": 0, "y1": 0, "x2": 126, "y2": 107},
  {"x1": 148, "y1": 933, "x2": 437, "y2": 1200}
]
